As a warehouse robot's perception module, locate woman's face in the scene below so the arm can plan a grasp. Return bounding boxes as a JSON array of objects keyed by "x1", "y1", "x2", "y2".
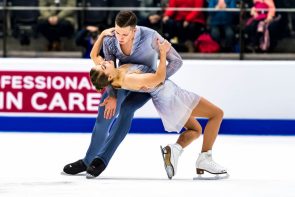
[
  {"x1": 93, "y1": 61, "x2": 115, "y2": 78},
  {"x1": 115, "y1": 25, "x2": 136, "y2": 45}
]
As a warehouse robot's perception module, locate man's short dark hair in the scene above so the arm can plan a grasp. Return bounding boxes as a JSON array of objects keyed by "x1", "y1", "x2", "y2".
[{"x1": 115, "y1": 11, "x2": 137, "y2": 28}]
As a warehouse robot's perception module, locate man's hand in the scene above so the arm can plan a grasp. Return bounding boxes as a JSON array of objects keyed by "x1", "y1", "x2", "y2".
[
  {"x1": 48, "y1": 16, "x2": 58, "y2": 25},
  {"x1": 162, "y1": 16, "x2": 170, "y2": 23},
  {"x1": 149, "y1": 14, "x2": 161, "y2": 24},
  {"x1": 216, "y1": 0, "x2": 227, "y2": 9},
  {"x1": 183, "y1": 21, "x2": 189, "y2": 28},
  {"x1": 99, "y1": 96, "x2": 117, "y2": 119}
]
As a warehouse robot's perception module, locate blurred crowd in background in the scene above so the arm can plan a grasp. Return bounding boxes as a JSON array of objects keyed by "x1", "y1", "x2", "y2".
[{"x1": 0, "y1": 0, "x2": 295, "y2": 58}]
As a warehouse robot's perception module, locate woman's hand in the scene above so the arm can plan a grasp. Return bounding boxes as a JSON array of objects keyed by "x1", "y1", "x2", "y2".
[
  {"x1": 250, "y1": 7, "x2": 258, "y2": 17},
  {"x1": 101, "y1": 27, "x2": 115, "y2": 37},
  {"x1": 158, "y1": 39, "x2": 171, "y2": 54},
  {"x1": 216, "y1": 0, "x2": 227, "y2": 9},
  {"x1": 265, "y1": 15, "x2": 273, "y2": 23}
]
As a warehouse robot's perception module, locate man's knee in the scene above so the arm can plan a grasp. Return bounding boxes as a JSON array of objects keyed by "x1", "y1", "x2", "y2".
[{"x1": 117, "y1": 106, "x2": 135, "y2": 121}]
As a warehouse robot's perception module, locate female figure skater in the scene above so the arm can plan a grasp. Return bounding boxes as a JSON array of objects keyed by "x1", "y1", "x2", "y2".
[{"x1": 90, "y1": 40, "x2": 228, "y2": 179}]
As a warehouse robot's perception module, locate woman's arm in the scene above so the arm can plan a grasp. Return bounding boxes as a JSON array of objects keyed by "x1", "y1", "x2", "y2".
[
  {"x1": 123, "y1": 40, "x2": 171, "y2": 90},
  {"x1": 151, "y1": 32, "x2": 183, "y2": 79},
  {"x1": 265, "y1": 0, "x2": 276, "y2": 22}
]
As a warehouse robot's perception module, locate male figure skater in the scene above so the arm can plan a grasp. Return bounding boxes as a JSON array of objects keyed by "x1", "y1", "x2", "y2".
[{"x1": 63, "y1": 11, "x2": 183, "y2": 178}]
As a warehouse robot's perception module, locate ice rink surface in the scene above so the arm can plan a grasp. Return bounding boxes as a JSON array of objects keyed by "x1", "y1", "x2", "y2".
[{"x1": 1, "y1": 132, "x2": 295, "y2": 197}]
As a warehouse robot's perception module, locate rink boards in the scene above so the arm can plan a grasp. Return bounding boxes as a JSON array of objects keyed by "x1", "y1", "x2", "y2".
[{"x1": 0, "y1": 58, "x2": 295, "y2": 135}]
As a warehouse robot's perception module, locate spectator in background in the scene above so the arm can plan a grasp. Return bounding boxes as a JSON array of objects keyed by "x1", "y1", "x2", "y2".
[
  {"x1": 75, "y1": 0, "x2": 109, "y2": 58},
  {"x1": 244, "y1": 0, "x2": 277, "y2": 52},
  {"x1": 75, "y1": 26, "x2": 105, "y2": 58},
  {"x1": 37, "y1": 0, "x2": 76, "y2": 51},
  {"x1": 162, "y1": 0, "x2": 206, "y2": 52},
  {"x1": 208, "y1": 0, "x2": 237, "y2": 52},
  {"x1": 274, "y1": 0, "x2": 295, "y2": 37},
  {"x1": 138, "y1": 0, "x2": 163, "y2": 32}
]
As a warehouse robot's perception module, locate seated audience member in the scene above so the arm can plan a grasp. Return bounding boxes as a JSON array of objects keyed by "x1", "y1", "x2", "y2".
[
  {"x1": 75, "y1": 25, "x2": 105, "y2": 58},
  {"x1": 107, "y1": 0, "x2": 140, "y2": 26},
  {"x1": 162, "y1": 0, "x2": 206, "y2": 52},
  {"x1": 37, "y1": 0, "x2": 76, "y2": 51},
  {"x1": 138, "y1": 0, "x2": 163, "y2": 32},
  {"x1": 75, "y1": 0, "x2": 109, "y2": 58},
  {"x1": 244, "y1": 0, "x2": 280, "y2": 52},
  {"x1": 273, "y1": 0, "x2": 295, "y2": 37},
  {"x1": 208, "y1": 0, "x2": 237, "y2": 52}
]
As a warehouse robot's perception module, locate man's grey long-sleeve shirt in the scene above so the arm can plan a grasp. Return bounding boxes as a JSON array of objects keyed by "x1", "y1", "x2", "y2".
[{"x1": 103, "y1": 26, "x2": 183, "y2": 97}]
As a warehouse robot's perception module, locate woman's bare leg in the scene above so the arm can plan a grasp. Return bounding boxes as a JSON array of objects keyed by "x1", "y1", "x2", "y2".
[
  {"x1": 191, "y1": 97, "x2": 224, "y2": 152},
  {"x1": 161, "y1": 117, "x2": 202, "y2": 179},
  {"x1": 176, "y1": 117, "x2": 202, "y2": 148}
]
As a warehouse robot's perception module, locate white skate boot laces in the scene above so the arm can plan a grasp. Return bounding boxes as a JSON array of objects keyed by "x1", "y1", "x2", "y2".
[{"x1": 194, "y1": 151, "x2": 229, "y2": 180}]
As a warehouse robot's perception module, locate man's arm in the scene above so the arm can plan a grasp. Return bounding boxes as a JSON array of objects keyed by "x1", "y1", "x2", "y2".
[
  {"x1": 39, "y1": 0, "x2": 51, "y2": 19},
  {"x1": 151, "y1": 32, "x2": 183, "y2": 79},
  {"x1": 57, "y1": 0, "x2": 75, "y2": 20}
]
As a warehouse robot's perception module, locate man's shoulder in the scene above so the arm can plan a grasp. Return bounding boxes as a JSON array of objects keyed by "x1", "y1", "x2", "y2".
[
  {"x1": 103, "y1": 35, "x2": 118, "y2": 54},
  {"x1": 137, "y1": 26, "x2": 156, "y2": 37},
  {"x1": 103, "y1": 34, "x2": 116, "y2": 44}
]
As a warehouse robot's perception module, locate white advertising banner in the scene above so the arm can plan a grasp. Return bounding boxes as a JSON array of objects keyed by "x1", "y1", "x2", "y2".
[{"x1": 1, "y1": 58, "x2": 295, "y2": 119}]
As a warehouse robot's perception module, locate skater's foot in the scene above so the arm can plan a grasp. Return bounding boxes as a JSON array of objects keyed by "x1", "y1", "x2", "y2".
[
  {"x1": 160, "y1": 144, "x2": 183, "y2": 179},
  {"x1": 86, "y1": 158, "x2": 106, "y2": 179},
  {"x1": 63, "y1": 159, "x2": 87, "y2": 175},
  {"x1": 195, "y1": 150, "x2": 228, "y2": 178}
]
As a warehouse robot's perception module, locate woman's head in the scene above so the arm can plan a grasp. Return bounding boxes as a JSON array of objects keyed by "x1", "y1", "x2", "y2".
[
  {"x1": 90, "y1": 61, "x2": 116, "y2": 91},
  {"x1": 115, "y1": 11, "x2": 137, "y2": 45}
]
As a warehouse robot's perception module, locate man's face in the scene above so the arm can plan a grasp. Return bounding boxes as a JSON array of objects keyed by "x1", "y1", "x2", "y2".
[{"x1": 114, "y1": 25, "x2": 136, "y2": 45}]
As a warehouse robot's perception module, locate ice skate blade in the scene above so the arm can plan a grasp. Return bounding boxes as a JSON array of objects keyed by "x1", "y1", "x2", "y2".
[
  {"x1": 193, "y1": 173, "x2": 230, "y2": 180},
  {"x1": 160, "y1": 145, "x2": 174, "y2": 179},
  {"x1": 60, "y1": 171, "x2": 85, "y2": 176},
  {"x1": 86, "y1": 173, "x2": 96, "y2": 179}
]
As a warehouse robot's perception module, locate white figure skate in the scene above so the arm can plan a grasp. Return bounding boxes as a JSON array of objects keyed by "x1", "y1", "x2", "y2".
[
  {"x1": 160, "y1": 144, "x2": 183, "y2": 179},
  {"x1": 194, "y1": 150, "x2": 229, "y2": 180}
]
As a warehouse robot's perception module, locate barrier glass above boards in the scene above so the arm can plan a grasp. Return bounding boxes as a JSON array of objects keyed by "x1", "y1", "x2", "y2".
[{"x1": 0, "y1": 0, "x2": 295, "y2": 60}]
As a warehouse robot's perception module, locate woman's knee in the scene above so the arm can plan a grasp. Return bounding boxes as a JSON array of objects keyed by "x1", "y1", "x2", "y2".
[
  {"x1": 213, "y1": 106, "x2": 224, "y2": 119},
  {"x1": 186, "y1": 124, "x2": 202, "y2": 139}
]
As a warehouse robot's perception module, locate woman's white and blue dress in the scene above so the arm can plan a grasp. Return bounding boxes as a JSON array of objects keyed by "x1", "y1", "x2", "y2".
[{"x1": 125, "y1": 64, "x2": 201, "y2": 133}]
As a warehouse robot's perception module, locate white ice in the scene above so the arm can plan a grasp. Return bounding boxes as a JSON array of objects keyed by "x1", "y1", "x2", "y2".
[{"x1": 0, "y1": 132, "x2": 295, "y2": 197}]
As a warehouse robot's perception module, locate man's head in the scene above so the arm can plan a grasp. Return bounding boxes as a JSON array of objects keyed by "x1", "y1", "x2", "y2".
[
  {"x1": 115, "y1": 11, "x2": 137, "y2": 45},
  {"x1": 90, "y1": 61, "x2": 116, "y2": 91}
]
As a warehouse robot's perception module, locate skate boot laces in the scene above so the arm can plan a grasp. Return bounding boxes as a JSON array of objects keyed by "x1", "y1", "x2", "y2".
[{"x1": 196, "y1": 151, "x2": 227, "y2": 174}]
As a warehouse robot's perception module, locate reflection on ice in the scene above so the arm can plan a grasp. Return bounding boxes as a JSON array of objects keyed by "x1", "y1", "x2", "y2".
[{"x1": 0, "y1": 133, "x2": 295, "y2": 197}]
